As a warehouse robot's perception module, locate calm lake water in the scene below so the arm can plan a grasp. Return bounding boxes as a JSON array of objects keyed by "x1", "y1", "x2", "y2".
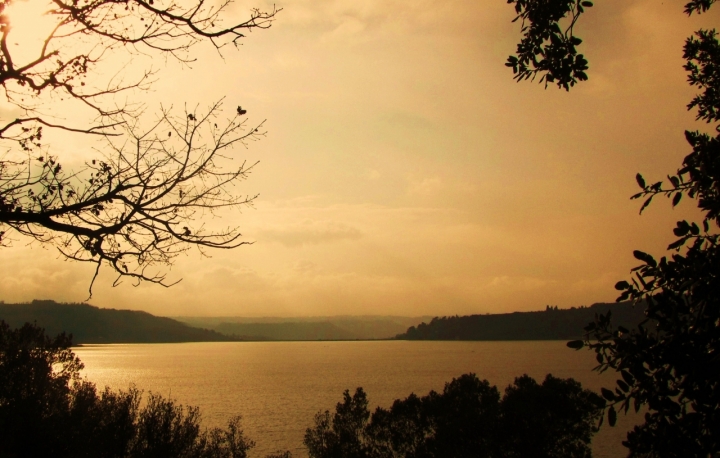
[{"x1": 74, "y1": 341, "x2": 638, "y2": 458}]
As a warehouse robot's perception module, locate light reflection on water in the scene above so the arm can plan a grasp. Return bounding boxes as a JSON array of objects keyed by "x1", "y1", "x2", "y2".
[{"x1": 74, "y1": 341, "x2": 636, "y2": 458}]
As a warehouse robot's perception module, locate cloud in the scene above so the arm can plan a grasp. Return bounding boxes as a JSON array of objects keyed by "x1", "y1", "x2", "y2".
[
  {"x1": 406, "y1": 176, "x2": 442, "y2": 196},
  {"x1": 486, "y1": 275, "x2": 555, "y2": 291},
  {"x1": 364, "y1": 169, "x2": 381, "y2": 180},
  {"x1": 0, "y1": 246, "x2": 95, "y2": 303},
  {"x1": 258, "y1": 221, "x2": 363, "y2": 247},
  {"x1": 292, "y1": 260, "x2": 319, "y2": 274}
]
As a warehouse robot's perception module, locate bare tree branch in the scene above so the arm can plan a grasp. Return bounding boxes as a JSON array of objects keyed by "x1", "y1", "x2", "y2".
[{"x1": 0, "y1": 0, "x2": 278, "y2": 295}]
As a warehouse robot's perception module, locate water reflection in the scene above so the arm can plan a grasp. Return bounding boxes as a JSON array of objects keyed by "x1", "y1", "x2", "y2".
[{"x1": 75, "y1": 341, "x2": 638, "y2": 458}]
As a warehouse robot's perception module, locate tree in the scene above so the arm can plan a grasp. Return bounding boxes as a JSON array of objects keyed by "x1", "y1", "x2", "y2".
[
  {"x1": 304, "y1": 373, "x2": 603, "y2": 458},
  {"x1": 304, "y1": 387, "x2": 373, "y2": 458},
  {"x1": 499, "y1": 375, "x2": 603, "y2": 458},
  {"x1": 0, "y1": 320, "x2": 266, "y2": 458},
  {"x1": 0, "y1": 0, "x2": 279, "y2": 296},
  {"x1": 0, "y1": 319, "x2": 84, "y2": 456},
  {"x1": 505, "y1": 0, "x2": 720, "y2": 455}
]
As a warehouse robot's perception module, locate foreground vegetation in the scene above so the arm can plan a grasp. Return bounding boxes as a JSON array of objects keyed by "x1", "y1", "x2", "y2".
[
  {"x1": 1, "y1": 321, "x2": 606, "y2": 458},
  {"x1": 0, "y1": 321, "x2": 259, "y2": 458},
  {"x1": 305, "y1": 374, "x2": 602, "y2": 458}
]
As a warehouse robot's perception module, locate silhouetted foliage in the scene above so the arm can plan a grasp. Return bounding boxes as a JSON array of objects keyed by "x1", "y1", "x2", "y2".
[
  {"x1": 507, "y1": 1, "x2": 720, "y2": 456},
  {"x1": 305, "y1": 373, "x2": 603, "y2": 458},
  {"x1": 0, "y1": 0, "x2": 279, "y2": 296},
  {"x1": 396, "y1": 301, "x2": 646, "y2": 341},
  {"x1": 506, "y1": 0, "x2": 592, "y2": 90},
  {"x1": 0, "y1": 320, "x2": 277, "y2": 458},
  {"x1": 499, "y1": 375, "x2": 603, "y2": 458}
]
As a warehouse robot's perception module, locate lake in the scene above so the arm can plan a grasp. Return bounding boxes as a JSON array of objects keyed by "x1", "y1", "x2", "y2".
[{"x1": 74, "y1": 341, "x2": 638, "y2": 457}]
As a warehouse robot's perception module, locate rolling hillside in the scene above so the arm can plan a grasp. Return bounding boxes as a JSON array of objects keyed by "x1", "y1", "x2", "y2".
[{"x1": 0, "y1": 300, "x2": 234, "y2": 344}]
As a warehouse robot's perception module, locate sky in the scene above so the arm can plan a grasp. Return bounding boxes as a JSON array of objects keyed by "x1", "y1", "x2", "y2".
[{"x1": 0, "y1": 0, "x2": 717, "y2": 317}]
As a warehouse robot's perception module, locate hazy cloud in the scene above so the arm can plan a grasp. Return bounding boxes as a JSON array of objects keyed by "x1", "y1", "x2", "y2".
[
  {"x1": 259, "y1": 221, "x2": 363, "y2": 247},
  {"x1": 406, "y1": 176, "x2": 442, "y2": 196}
]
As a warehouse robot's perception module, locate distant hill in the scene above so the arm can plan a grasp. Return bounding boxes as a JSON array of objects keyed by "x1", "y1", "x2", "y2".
[
  {"x1": 395, "y1": 302, "x2": 649, "y2": 341},
  {"x1": 175, "y1": 316, "x2": 431, "y2": 340},
  {"x1": 0, "y1": 300, "x2": 234, "y2": 344}
]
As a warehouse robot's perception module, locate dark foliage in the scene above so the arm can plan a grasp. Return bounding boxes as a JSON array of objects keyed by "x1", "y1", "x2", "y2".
[
  {"x1": 305, "y1": 373, "x2": 603, "y2": 458},
  {"x1": 0, "y1": 320, "x2": 266, "y2": 458},
  {"x1": 507, "y1": 0, "x2": 720, "y2": 456},
  {"x1": 500, "y1": 375, "x2": 601, "y2": 458},
  {"x1": 506, "y1": 0, "x2": 592, "y2": 90}
]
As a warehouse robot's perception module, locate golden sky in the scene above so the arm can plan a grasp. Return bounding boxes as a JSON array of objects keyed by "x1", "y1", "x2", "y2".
[{"x1": 1, "y1": 0, "x2": 717, "y2": 317}]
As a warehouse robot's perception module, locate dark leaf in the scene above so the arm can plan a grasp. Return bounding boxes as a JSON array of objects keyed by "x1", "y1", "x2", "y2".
[
  {"x1": 667, "y1": 238, "x2": 687, "y2": 250},
  {"x1": 601, "y1": 388, "x2": 616, "y2": 401},
  {"x1": 672, "y1": 192, "x2": 682, "y2": 207},
  {"x1": 639, "y1": 195, "x2": 653, "y2": 214},
  {"x1": 633, "y1": 250, "x2": 657, "y2": 267},
  {"x1": 608, "y1": 405, "x2": 617, "y2": 426},
  {"x1": 615, "y1": 281, "x2": 630, "y2": 290},
  {"x1": 636, "y1": 173, "x2": 646, "y2": 189},
  {"x1": 617, "y1": 379, "x2": 629, "y2": 392},
  {"x1": 621, "y1": 370, "x2": 635, "y2": 385}
]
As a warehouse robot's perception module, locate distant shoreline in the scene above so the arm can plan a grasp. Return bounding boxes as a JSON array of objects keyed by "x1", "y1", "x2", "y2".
[{"x1": 2, "y1": 299, "x2": 646, "y2": 344}]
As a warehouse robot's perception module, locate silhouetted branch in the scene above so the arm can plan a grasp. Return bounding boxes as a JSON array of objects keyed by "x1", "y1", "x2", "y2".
[
  {"x1": 0, "y1": 0, "x2": 276, "y2": 294},
  {"x1": 1, "y1": 100, "x2": 263, "y2": 296}
]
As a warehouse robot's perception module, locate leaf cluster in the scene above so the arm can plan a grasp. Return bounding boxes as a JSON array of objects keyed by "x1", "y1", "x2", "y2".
[{"x1": 506, "y1": 0, "x2": 591, "y2": 90}]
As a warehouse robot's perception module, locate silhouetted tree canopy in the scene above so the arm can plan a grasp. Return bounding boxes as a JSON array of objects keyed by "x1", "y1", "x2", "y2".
[
  {"x1": 0, "y1": 320, "x2": 269, "y2": 457},
  {"x1": 506, "y1": 1, "x2": 720, "y2": 456},
  {"x1": 0, "y1": 0, "x2": 279, "y2": 296},
  {"x1": 304, "y1": 373, "x2": 603, "y2": 458}
]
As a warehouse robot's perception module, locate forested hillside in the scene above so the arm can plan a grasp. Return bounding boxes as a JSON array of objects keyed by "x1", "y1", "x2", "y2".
[
  {"x1": 0, "y1": 300, "x2": 233, "y2": 344},
  {"x1": 396, "y1": 302, "x2": 647, "y2": 341}
]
